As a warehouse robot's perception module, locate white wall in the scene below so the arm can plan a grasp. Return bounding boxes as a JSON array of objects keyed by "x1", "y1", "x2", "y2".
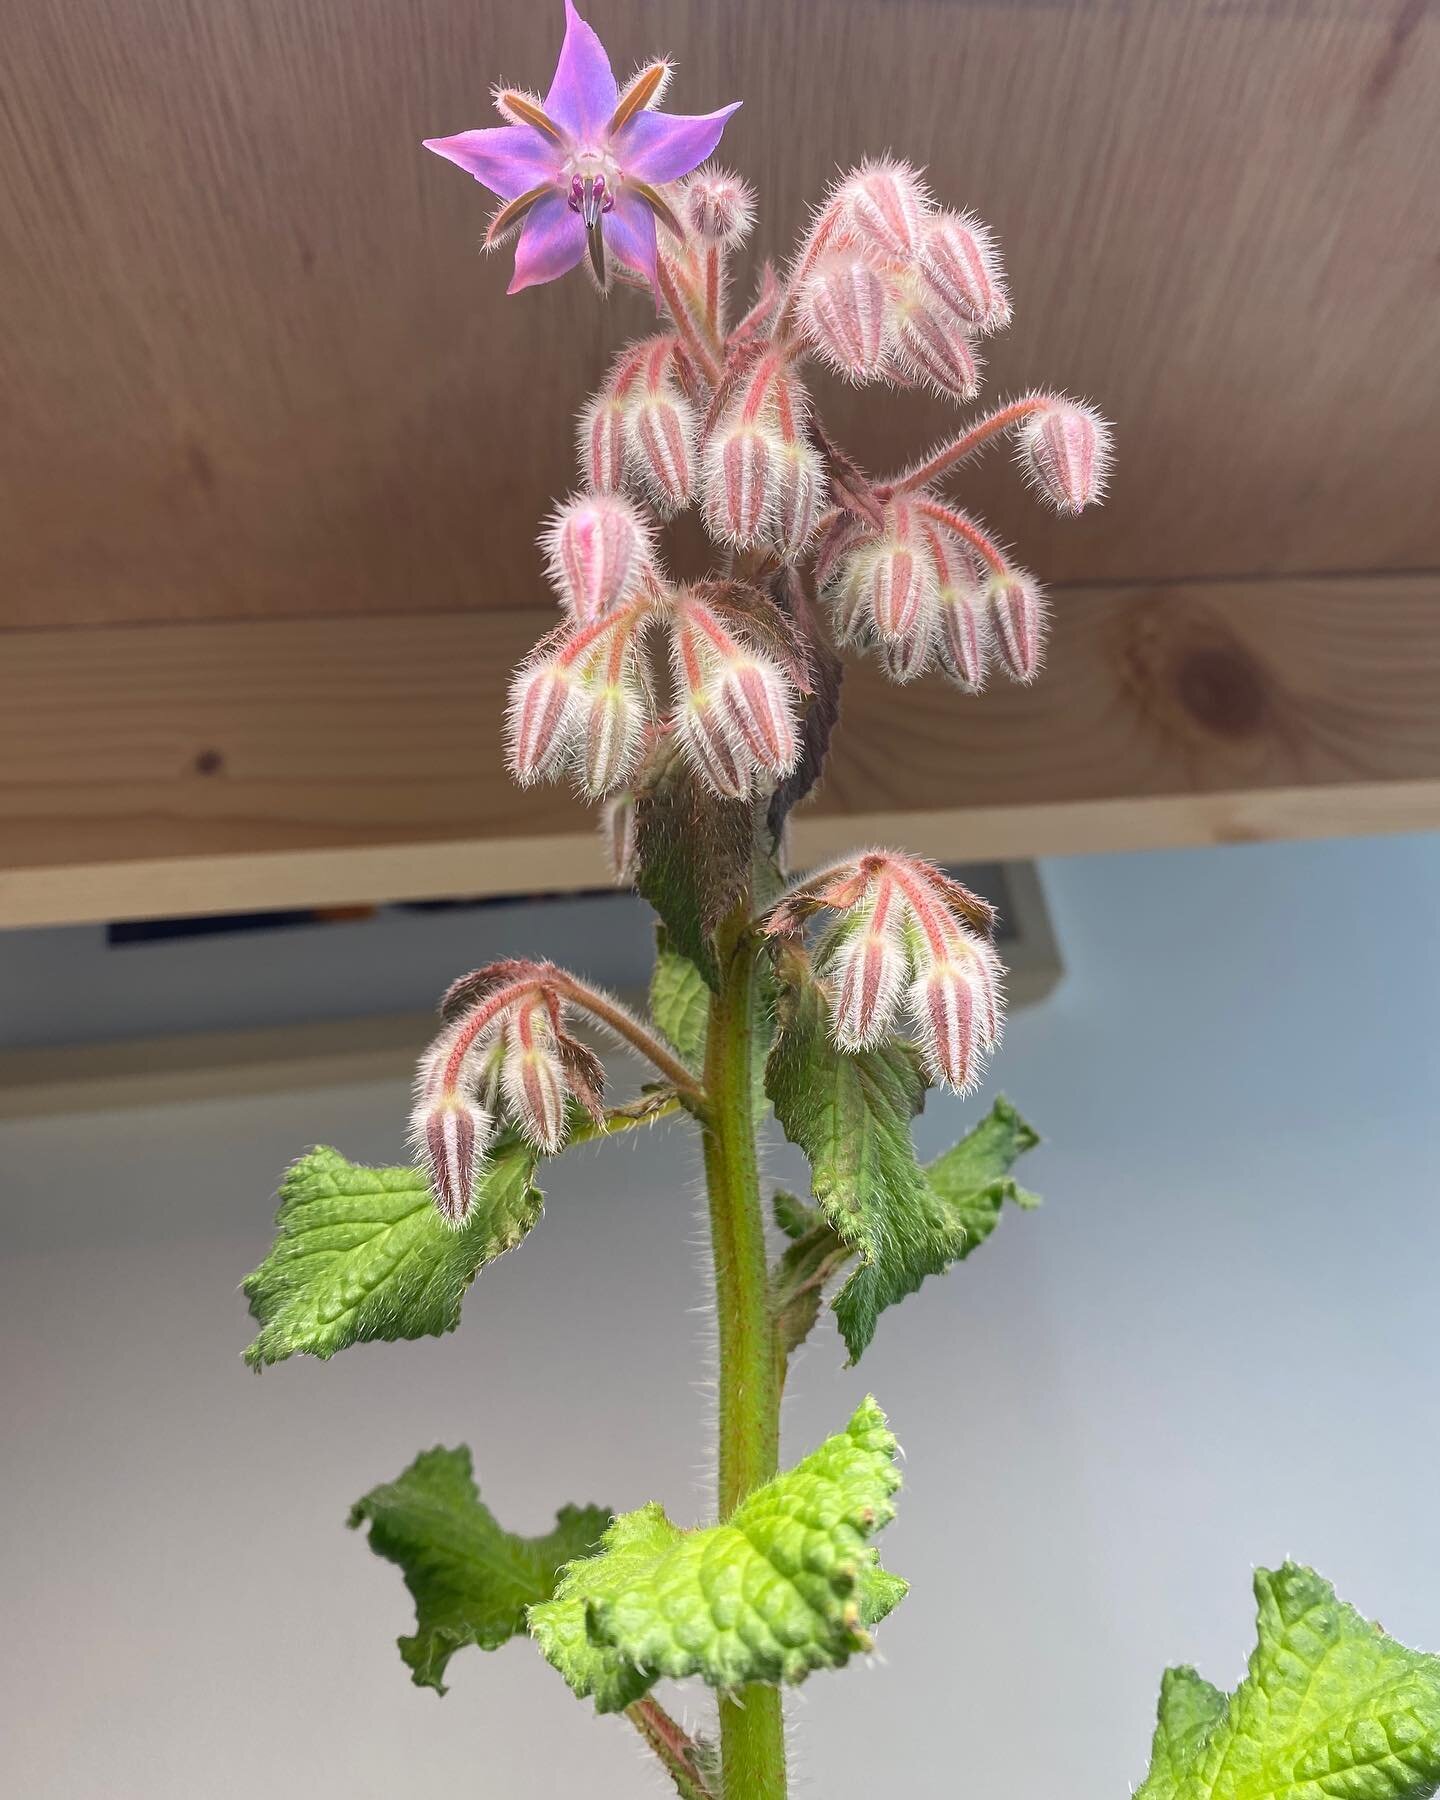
[{"x1": 2, "y1": 832, "x2": 1437, "y2": 1800}]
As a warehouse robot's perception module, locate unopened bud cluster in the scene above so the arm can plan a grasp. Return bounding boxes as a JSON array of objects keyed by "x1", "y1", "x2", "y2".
[
  {"x1": 477, "y1": 140, "x2": 1109, "y2": 1123},
  {"x1": 409, "y1": 960, "x2": 607, "y2": 1222},
  {"x1": 766, "y1": 852, "x2": 1004, "y2": 1093}
]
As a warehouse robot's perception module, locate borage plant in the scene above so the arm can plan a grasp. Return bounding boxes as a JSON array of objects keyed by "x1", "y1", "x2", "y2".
[{"x1": 243, "y1": 6, "x2": 1440, "y2": 1798}]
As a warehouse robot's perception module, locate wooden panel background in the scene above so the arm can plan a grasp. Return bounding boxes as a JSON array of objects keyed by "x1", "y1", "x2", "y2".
[{"x1": 2, "y1": 0, "x2": 1438, "y2": 921}]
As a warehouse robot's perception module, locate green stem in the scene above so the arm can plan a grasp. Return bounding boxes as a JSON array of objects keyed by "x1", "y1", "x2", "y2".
[{"x1": 702, "y1": 907, "x2": 787, "y2": 1800}]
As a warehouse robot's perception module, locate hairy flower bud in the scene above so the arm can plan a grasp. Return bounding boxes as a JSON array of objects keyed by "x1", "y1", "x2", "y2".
[
  {"x1": 578, "y1": 392, "x2": 629, "y2": 494},
  {"x1": 542, "y1": 492, "x2": 651, "y2": 622},
  {"x1": 987, "y1": 571, "x2": 1046, "y2": 683},
  {"x1": 880, "y1": 622, "x2": 935, "y2": 684},
  {"x1": 936, "y1": 589, "x2": 987, "y2": 690},
  {"x1": 683, "y1": 167, "x2": 755, "y2": 245},
  {"x1": 827, "y1": 889, "x2": 907, "y2": 1050},
  {"x1": 718, "y1": 654, "x2": 798, "y2": 776},
  {"x1": 891, "y1": 286, "x2": 982, "y2": 402},
  {"x1": 577, "y1": 671, "x2": 646, "y2": 797},
  {"x1": 702, "y1": 416, "x2": 777, "y2": 546},
  {"x1": 676, "y1": 692, "x2": 750, "y2": 797},
  {"x1": 629, "y1": 388, "x2": 697, "y2": 513},
  {"x1": 920, "y1": 211, "x2": 1010, "y2": 333},
  {"x1": 1018, "y1": 401, "x2": 1112, "y2": 514},
  {"x1": 907, "y1": 935, "x2": 1003, "y2": 1093},
  {"x1": 840, "y1": 158, "x2": 932, "y2": 259},
  {"x1": 500, "y1": 1003, "x2": 568, "y2": 1153},
  {"x1": 506, "y1": 656, "x2": 577, "y2": 783},
  {"x1": 409, "y1": 1031, "x2": 498, "y2": 1225},
  {"x1": 924, "y1": 524, "x2": 989, "y2": 690},
  {"x1": 411, "y1": 1094, "x2": 491, "y2": 1223},
  {"x1": 836, "y1": 502, "x2": 937, "y2": 647},
  {"x1": 802, "y1": 252, "x2": 890, "y2": 382},
  {"x1": 772, "y1": 440, "x2": 826, "y2": 560}
]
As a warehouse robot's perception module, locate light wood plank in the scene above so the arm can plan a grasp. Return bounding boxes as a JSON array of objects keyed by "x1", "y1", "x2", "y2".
[
  {"x1": 3, "y1": 573, "x2": 1437, "y2": 925},
  {"x1": 1, "y1": 0, "x2": 1437, "y2": 630}
]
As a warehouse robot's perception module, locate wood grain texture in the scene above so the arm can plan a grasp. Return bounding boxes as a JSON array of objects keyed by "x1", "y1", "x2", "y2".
[
  {"x1": 2, "y1": 0, "x2": 1438, "y2": 630},
  {"x1": 4, "y1": 573, "x2": 1438, "y2": 923}
]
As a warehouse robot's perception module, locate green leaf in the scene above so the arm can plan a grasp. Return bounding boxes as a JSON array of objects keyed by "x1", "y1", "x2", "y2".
[
  {"x1": 349, "y1": 1446, "x2": 608, "y2": 1693},
  {"x1": 772, "y1": 1187, "x2": 822, "y2": 1241},
  {"x1": 650, "y1": 931, "x2": 709, "y2": 1066},
  {"x1": 766, "y1": 969, "x2": 1039, "y2": 1364},
  {"x1": 530, "y1": 1397, "x2": 905, "y2": 1713},
  {"x1": 1141, "y1": 1668, "x2": 1230, "y2": 1800},
  {"x1": 1135, "y1": 1564, "x2": 1440, "y2": 1800},
  {"x1": 242, "y1": 1137, "x2": 543, "y2": 1368},
  {"x1": 765, "y1": 964, "x2": 929, "y2": 1268}
]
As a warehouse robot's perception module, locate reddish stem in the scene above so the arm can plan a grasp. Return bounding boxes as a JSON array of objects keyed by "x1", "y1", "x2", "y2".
[{"x1": 885, "y1": 395, "x2": 1049, "y2": 495}]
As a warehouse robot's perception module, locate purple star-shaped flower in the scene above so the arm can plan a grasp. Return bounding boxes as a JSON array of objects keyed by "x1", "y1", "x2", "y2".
[{"x1": 424, "y1": 0, "x2": 740, "y2": 295}]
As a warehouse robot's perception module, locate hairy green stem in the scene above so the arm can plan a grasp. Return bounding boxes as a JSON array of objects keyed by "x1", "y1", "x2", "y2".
[{"x1": 702, "y1": 908, "x2": 787, "y2": 1800}]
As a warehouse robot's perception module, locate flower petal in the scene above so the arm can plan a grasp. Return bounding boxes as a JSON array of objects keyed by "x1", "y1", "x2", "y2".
[
  {"x1": 423, "y1": 126, "x2": 557, "y2": 201},
  {"x1": 508, "y1": 193, "x2": 588, "y2": 293},
  {"x1": 544, "y1": 0, "x2": 618, "y2": 140},
  {"x1": 617, "y1": 102, "x2": 741, "y2": 185},
  {"x1": 604, "y1": 199, "x2": 659, "y2": 295}
]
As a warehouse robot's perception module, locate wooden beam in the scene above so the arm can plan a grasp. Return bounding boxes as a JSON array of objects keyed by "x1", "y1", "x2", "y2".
[
  {"x1": 4, "y1": 573, "x2": 1437, "y2": 927},
  {"x1": 1, "y1": 0, "x2": 1437, "y2": 631}
]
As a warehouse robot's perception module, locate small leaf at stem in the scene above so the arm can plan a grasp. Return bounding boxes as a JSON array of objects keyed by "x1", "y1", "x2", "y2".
[
  {"x1": 631, "y1": 735, "x2": 753, "y2": 988},
  {"x1": 529, "y1": 1399, "x2": 905, "y2": 1712},
  {"x1": 1133, "y1": 1564, "x2": 1440, "y2": 1800},
  {"x1": 649, "y1": 928, "x2": 710, "y2": 1066},
  {"x1": 349, "y1": 1445, "x2": 608, "y2": 1693}
]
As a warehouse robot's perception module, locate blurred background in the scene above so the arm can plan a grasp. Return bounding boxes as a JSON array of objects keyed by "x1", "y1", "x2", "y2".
[{"x1": 2, "y1": 0, "x2": 1438, "y2": 1796}]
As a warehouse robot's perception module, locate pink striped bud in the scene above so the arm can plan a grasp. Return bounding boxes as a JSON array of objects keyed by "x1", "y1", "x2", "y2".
[
  {"x1": 410, "y1": 1094, "x2": 492, "y2": 1223},
  {"x1": 500, "y1": 1004, "x2": 568, "y2": 1153},
  {"x1": 936, "y1": 589, "x2": 988, "y2": 690},
  {"x1": 718, "y1": 656, "x2": 799, "y2": 777},
  {"x1": 840, "y1": 158, "x2": 932, "y2": 259},
  {"x1": 840, "y1": 503, "x2": 937, "y2": 645},
  {"x1": 702, "y1": 417, "x2": 777, "y2": 546},
  {"x1": 880, "y1": 619, "x2": 935, "y2": 684},
  {"x1": 676, "y1": 693, "x2": 750, "y2": 798},
  {"x1": 925, "y1": 524, "x2": 989, "y2": 691},
  {"x1": 683, "y1": 167, "x2": 755, "y2": 245},
  {"x1": 920, "y1": 211, "x2": 1010, "y2": 333},
  {"x1": 987, "y1": 571, "x2": 1046, "y2": 683},
  {"x1": 578, "y1": 672, "x2": 646, "y2": 797},
  {"x1": 629, "y1": 389, "x2": 696, "y2": 513},
  {"x1": 1018, "y1": 401, "x2": 1112, "y2": 514},
  {"x1": 802, "y1": 252, "x2": 890, "y2": 382},
  {"x1": 891, "y1": 288, "x2": 982, "y2": 401},
  {"x1": 410, "y1": 1031, "x2": 499, "y2": 1224},
  {"x1": 542, "y1": 493, "x2": 651, "y2": 623},
  {"x1": 907, "y1": 934, "x2": 1003, "y2": 1093},
  {"x1": 772, "y1": 440, "x2": 826, "y2": 560},
  {"x1": 506, "y1": 656, "x2": 577, "y2": 784},
  {"x1": 827, "y1": 898, "x2": 907, "y2": 1049},
  {"x1": 578, "y1": 392, "x2": 629, "y2": 494}
]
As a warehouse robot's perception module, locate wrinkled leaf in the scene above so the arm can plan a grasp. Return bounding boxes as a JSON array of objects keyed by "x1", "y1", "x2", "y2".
[
  {"x1": 1135, "y1": 1564, "x2": 1440, "y2": 1800},
  {"x1": 530, "y1": 1398, "x2": 905, "y2": 1712},
  {"x1": 243, "y1": 1138, "x2": 542, "y2": 1368},
  {"x1": 765, "y1": 965, "x2": 1039, "y2": 1362},
  {"x1": 349, "y1": 1445, "x2": 608, "y2": 1693}
]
